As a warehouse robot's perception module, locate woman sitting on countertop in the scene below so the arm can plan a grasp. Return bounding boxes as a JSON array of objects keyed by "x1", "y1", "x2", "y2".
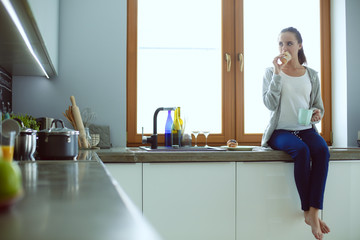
[{"x1": 261, "y1": 27, "x2": 330, "y2": 240}]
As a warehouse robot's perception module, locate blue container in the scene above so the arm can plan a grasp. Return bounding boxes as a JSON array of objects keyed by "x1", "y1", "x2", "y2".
[{"x1": 165, "y1": 110, "x2": 173, "y2": 147}]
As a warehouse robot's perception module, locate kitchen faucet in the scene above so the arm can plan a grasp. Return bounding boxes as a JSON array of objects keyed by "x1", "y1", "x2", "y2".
[{"x1": 142, "y1": 107, "x2": 177, "y2": 149}]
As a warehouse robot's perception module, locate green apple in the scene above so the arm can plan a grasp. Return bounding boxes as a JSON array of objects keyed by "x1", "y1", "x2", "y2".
[{"x1": 0, "y1": 159, "x2": 23, "y2": 208}]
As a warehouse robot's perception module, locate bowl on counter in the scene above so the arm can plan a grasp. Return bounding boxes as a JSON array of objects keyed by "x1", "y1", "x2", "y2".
[{"x1": 90, "y1": 134, "x2": 100, "y2": 148}]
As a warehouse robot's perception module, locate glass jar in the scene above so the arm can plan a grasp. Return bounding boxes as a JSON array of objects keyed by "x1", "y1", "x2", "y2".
[{"x1": 85, "y1": 127, "x2": 92, "y2": 148}]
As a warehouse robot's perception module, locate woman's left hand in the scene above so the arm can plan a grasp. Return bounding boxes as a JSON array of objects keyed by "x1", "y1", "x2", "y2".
[{"x1": 311, "y1": 109, "x2": 322, "y2": 122}]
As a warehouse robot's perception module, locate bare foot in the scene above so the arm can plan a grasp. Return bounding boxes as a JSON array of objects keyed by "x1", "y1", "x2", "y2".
[
  {"x1": 304, "y1": 212, "x2": 331, "y2": 234},
  {"x1": 319, "y1": 219, "x2": 330, "y2": 234},
  {"x1": 304, "y1": 209, "x2": 324, "y2": 240}
]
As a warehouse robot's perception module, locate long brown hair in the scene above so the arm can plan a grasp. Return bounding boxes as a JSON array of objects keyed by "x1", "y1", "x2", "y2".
[{"x1": 280, "y1": 27, "x2": 307, "y2": 65}]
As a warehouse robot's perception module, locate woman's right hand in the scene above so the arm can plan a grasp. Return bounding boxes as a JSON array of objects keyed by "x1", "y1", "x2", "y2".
[{"x1": 273, "y1": 53, "x2": 286, "y2": 75}]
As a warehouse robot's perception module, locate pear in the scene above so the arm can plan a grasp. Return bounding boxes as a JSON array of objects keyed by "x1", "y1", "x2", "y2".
[{"x1": 0, "y1": 160, "x2": 23, "y2": 208}]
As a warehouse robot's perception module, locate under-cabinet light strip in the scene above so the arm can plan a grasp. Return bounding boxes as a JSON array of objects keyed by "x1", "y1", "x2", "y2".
[{"x1": 1, "y1": 0, "x2": 49, "y2": 78}]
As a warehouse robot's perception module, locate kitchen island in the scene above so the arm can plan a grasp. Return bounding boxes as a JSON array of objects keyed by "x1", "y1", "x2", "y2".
[{"x1": 0, "y1": 151, "x2": 162, "y2": 240}]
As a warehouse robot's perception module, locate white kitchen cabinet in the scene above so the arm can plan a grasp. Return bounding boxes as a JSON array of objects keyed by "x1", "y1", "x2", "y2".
[
  {"x1": 103, "y1": 159, "x2": 360, "y2": 240},
  {"x1": 143, "y1": 162, "x2": 236, "y2": 240},
  {"x1": 104, "y1": 163, "x2": 142, "y2": 211},
  {"x1": 236, "y1": 162, "x2": 314, "y2": 240},
  {"x1": 322, "y1": 161, "x2": 360, "y2": 240}
]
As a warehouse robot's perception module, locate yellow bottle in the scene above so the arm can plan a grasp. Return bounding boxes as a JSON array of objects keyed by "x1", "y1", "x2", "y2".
[{"x1": 171, "y1": 107, "x2": 182, "y2": 146}]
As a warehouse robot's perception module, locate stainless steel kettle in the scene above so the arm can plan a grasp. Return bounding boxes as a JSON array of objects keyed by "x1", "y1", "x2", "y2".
[{"x1": 13, "y1": 119, "x2": 37, "y2": 161}]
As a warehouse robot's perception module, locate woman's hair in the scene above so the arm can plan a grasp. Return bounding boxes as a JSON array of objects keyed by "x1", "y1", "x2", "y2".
[{"x1": 280, "y1": 27, "x2": 307, "y2": 65}]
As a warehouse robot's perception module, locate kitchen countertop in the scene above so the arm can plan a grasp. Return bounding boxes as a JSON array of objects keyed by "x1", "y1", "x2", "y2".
[
  {"x1": 0, "y1": 151, "x2": 162, "y2": 240},
  {"x1": 97, "y1": 147, "x2": 360, "y2": 163},
  {"x1": 1, "y1": 148, "x2": 357, "y2": 239}
]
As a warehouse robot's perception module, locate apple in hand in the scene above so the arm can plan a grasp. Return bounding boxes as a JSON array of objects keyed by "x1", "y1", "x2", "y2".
[{"x1": 0, "y1": 159, "x2": 23, "y2": 208}]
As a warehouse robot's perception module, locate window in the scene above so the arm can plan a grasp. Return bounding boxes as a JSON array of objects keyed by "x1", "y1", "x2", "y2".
[{"x1": 127, "y1": 0, "x2": 331, "y2": 146}]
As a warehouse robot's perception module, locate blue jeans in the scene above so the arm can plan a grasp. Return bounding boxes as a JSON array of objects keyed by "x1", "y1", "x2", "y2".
[{"x1": 268, "y1": 128, "x2": 330, "y2": 211}]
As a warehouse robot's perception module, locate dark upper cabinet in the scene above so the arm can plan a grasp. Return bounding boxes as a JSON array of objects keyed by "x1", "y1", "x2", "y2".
[{"x1": 0, "y1": 0, "x2": 59, "y2": 78}]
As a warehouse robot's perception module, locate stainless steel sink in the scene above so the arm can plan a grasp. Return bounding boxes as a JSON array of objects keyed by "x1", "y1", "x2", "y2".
[{"x1": 139, "y1": 146, "x2": 226, "y2": 152}]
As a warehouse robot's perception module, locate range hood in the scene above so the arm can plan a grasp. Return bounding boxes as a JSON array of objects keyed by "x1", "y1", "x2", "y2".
[{"x1": 0, "y1": 0, "x2": 57, "y2": 78}]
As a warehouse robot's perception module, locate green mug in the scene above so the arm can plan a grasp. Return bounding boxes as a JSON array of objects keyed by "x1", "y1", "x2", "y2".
[{"x1": 298, "y1": 108, "x2": 313, "y2": 126}]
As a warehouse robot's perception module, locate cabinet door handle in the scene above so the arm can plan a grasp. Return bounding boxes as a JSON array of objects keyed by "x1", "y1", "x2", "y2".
[
  {"x1": 238, "y1": 53, "x2": 244, "y2": 72},
  {"x1": 225, "y1": 53, "x2": 231, "y2": 72}
]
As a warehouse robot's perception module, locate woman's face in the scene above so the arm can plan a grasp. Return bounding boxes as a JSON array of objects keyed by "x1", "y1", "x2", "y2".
[{"x1": 278, "y1": 32, "x2": 302, "y2": 60}]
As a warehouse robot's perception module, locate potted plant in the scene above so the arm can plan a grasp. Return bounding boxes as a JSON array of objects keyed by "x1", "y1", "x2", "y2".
[{"x1": 7, "y1": 113, "x2": 40, "y2": 131}]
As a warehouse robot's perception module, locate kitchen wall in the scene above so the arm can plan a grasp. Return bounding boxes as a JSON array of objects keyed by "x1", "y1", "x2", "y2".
[
  {"x1": 12, "y1": 0, "x2": 127, "y2": 147},
  {"x1": 11, "y1": 0, "x2": 360, "y2": 148}
]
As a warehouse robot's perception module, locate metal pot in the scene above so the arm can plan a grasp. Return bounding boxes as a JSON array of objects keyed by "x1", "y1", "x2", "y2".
[
  {"x1": 13, "y1": 119, "x2": 37, "y2": 161},
  {"x1": 36, "y1": 117, "x2": 54, "y2": 130},
  {"x1": 37, "y1": 119, "x2": 79, "y2": 160}
]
